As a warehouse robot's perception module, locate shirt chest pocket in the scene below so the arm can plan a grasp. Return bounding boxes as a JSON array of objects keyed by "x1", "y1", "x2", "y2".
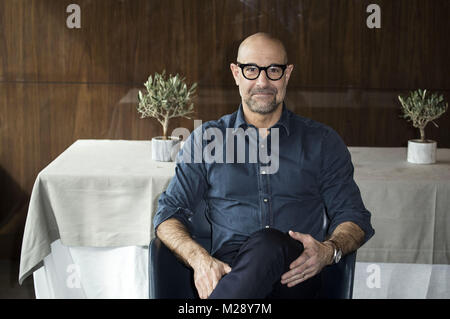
[
  {"x1": 272, "y1": 161, "x2": 320, "y2": 200},
  {"x1": 207, "y1": 163, "x2": 258, "y2": 199}
]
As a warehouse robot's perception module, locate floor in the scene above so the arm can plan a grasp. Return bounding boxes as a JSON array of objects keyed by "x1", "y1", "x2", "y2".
[{"x1": 0, "y1": 259, "x2": 35, "y2": 299}]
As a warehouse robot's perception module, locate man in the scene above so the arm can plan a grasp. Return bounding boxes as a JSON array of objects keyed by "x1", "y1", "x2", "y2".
[{"x1": 153, "y1": 32, "x2": 374, "y2": 299}]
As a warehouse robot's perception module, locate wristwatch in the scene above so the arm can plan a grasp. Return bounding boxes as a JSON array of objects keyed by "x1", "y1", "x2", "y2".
[{"x1": 327, "y1": 239, "x2": 342, "y2": 264}]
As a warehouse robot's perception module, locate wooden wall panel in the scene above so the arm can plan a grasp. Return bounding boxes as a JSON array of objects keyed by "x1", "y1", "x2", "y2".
[
  {"x1": 287, "y1": 0, "x2": 363, "y2": 88},
  {"x1": 1, "y1": 0, "x2": 449, "y2": 88},
  {"x1": 360, "y1": 0, "x2": 450, "y2": 89},
  {"x1": 286, "y1": 89, "x2": 450, "y2": 147},
  {"x1": 0, "y1": 0, "x2": 244, "y2": 85}
]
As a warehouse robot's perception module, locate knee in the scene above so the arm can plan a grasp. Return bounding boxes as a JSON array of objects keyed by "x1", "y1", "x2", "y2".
[
  {"x1": 229, "y1": 228, "x2": 304, "y2": 277},
  {"x1": 249, "y1": 228, "x2": 287, "y2": 247},
  {"x1": 246, "y1": 228, "x2": 303, "y2": 257}
]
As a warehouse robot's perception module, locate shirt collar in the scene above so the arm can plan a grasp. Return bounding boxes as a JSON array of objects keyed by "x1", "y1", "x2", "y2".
[{"x1": 233, "y1": 103, "x2": 291, "y2": 136}]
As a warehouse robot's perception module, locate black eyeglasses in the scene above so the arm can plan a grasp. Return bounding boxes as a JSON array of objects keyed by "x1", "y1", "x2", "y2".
[{"x1": 236, "y1": 62, "x2": 288, "y2": 81}]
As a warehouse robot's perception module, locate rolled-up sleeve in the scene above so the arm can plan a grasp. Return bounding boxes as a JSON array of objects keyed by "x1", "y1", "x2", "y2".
[
  {"x1": 318, "y1": 128, "x2": 375, "y2": 244},
  {"x1": 153, "y1": 128, "x2": 208, "y2": 233}
]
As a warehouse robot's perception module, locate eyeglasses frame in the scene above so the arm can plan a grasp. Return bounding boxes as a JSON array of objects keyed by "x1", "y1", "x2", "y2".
[{"x1": 236, "y1": 62, "x2": 288, "y2": 81}]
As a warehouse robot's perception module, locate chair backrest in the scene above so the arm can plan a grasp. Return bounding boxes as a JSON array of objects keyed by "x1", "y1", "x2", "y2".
[{"x1": 150, "y1": 200, "x2": 356, "y2": 298}]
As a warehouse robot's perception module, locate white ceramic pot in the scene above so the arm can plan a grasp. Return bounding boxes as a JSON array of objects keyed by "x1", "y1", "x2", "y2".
[
  {"x1": 407, "y1": 139, "x2": 437, "y2": 164},
  {"x1": 151, "y1": 136, "x2": 181, "y2": 162}
]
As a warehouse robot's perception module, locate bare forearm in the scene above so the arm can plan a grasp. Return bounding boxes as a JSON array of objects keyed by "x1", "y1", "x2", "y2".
[
  {"x1": 325, "y1": 221, "x2": 365, "y2": 256},
  {"x1": 155, "y1": 218, "x2": 210, "y2": 269}
]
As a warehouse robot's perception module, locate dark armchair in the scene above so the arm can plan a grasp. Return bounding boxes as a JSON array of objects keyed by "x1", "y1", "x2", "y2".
[{"x1": 149, "y1": 201, "x2": 356, "y2": 299}]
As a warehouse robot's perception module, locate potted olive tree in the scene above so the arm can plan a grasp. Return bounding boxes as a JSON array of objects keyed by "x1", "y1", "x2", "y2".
[
  {"x1": 137, "y1": 71, "x2": 197, "y2": 161},
  {"x1": 398, "y1": 89, "x2": 448, "y2": 164}
]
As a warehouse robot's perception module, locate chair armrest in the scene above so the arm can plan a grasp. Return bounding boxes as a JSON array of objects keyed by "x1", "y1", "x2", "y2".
[
  {"x1": 149, "y1": 237, "x2": 197, "y2": 299},
  {"x1": 318, "y1": 251, "x2": 357, "y2": 299}
]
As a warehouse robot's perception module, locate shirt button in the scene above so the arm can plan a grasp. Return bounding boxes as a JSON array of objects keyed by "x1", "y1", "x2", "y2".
[
  {"x1": 263, "y1": 198, "x2": 268, "y2": 203},
  {"x1": 260, "y1": 144, "x2": 265, "y2": 148}
]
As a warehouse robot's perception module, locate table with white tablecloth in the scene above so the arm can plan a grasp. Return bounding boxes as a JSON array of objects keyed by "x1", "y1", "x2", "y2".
[
  {"x1": 351, "y1": 147, "x2": 450, "y2": 265},
  {"x1": 19, "y1": 140, "x2": 450, "y2": 298},
  {"x1": 19, "y1": 140, "x2": 176, "y2": 298},
  {"x1": 348, "y1": 147, "x2": 450, "y2": 298}
]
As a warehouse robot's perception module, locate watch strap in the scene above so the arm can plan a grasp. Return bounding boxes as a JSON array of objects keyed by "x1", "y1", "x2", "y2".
[{"x1": 327, "y1": 239, "x2": 341, "y2": 264}]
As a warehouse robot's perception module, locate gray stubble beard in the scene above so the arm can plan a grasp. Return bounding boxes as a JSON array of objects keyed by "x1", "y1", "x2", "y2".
[{"x1": 244, "y1": 95, "x2": 279, "y2": 115}]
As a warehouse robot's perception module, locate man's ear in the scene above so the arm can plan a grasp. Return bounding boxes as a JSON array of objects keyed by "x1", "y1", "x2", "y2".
[
  {"x1": 286, "y1": 64, "x2": 294, "y2": 80},
  {"x1": 285, "y1": 64, "x2": 294, "y2": 83},
  {"x1": 230, "y1": 63, "x2": 240, "y2": 86}
]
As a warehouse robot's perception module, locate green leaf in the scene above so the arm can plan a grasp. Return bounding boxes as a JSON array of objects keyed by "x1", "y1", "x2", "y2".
[
  {"x1": 135, "y1": 70, "x2": 197, "y2": 133},
  {"x1": 398, "y1": 89, "x2": 448, "y2": 134}
]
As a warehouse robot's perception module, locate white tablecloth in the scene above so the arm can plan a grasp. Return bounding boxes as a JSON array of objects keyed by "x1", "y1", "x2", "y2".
[
  {"x1": 350, "y1": 147, "x2": 450, "y2": 265},
  {"x1": 19, "y1": 140, "x2": 450, "y2": 298},
  {"x1": 353, "y1": 262, "x2": 450, "y2": 299},
  {"x1": 19, "y1": 140, "x2": 175, "y2": 286},
  {"x1": 33, "y1": 240, "x2": 148, "y2": 298}
]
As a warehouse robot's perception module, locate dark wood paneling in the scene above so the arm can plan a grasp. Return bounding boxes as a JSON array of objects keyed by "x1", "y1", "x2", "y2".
[
  {"x1": 0, "y1": 0, "x2": 242, "y2": 85},
  {"x1": 286, "y1": 89, "x2": 450, "y2": 147},
  {"x1": 1, "y1": 0, "x2": 449, "y2": 89},
  {"x1": 360, "y1": 0, "x2": 450, "y2": 90},
  {"x1": 286, "y1": 0, "x2": 363, "y2": 88}
]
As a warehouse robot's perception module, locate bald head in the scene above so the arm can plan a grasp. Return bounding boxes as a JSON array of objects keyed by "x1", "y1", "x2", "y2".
[
  {"x1": 231, "y1": 32, "x2": 293, "y2": 119},
  {"x1": 237, "y1": 33, "x2": 288, "y2": 64}
]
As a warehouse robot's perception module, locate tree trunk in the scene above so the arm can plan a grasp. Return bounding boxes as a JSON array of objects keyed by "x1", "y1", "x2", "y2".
[
  {"x1": 419, "y1": 127, "x2": 425, "y2": 142},
  {"x1": 162, "y1": 116, "x2": 169, "y2": 140}
]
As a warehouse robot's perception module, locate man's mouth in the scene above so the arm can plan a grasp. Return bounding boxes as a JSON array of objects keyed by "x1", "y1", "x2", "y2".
[{"x1": 251, "y1": 91, "x2": 275, "y2": 96}]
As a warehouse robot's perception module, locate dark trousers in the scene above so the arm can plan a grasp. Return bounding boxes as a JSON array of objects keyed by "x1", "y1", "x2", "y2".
[{"x1": 209, "y1": 228, "x2": 321, "y2": 299}]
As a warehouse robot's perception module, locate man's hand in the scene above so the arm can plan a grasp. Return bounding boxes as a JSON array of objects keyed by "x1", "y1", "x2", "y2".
[
  {"x1": 191, "y1": 254, "x2": 232, "y2": 299},
  {"x1": 280, "y1": 230, "x2": 333, "y2": 287},
  {"x1": 156, "y1": 218, "x2": 232, "y2": 298}
]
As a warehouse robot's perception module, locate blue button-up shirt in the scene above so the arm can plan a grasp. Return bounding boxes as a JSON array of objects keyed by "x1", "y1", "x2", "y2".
[{"x1": 153, "y1": 104, "x2": 374, "y2": 255}]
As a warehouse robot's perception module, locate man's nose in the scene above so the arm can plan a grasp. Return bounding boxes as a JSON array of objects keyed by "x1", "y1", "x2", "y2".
[{"x1": 255, "y1": 70, "x2": 271, "y2": 86}]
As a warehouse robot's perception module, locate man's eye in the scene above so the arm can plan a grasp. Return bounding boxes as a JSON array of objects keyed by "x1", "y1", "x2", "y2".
[
  {"x1": 246, "y1": 67, "x2": 258, "y2": 73},
  {"x1": 269, "y1": 67, "x2": 281, "y2": 74}
]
